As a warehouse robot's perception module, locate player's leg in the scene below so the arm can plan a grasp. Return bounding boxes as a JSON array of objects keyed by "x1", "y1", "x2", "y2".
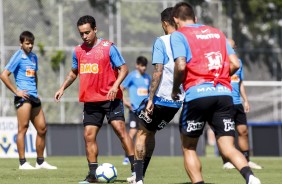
[
  {"x1": 181, "y1": 135, "x2": 203, "y2": 183},
  {"x1": 108, "y1": 100, "x2": 134, "y2": 174},
  {"x1": 214, "y1": 96, "x2": 260, "y2": 184},
  {"x1": 79, "y1": 102, "x2": 103, "y2": 183},
  {"x1": 15, "y1": 98, "x2": 34, "y2": 169},
  {"x1": 123, "y1": 111, "x2": 138, "y2": 165},
  {"x1": 235, "y1": 104, "x2": 262, "y2": 169},
  {"x1": 31, "y1": 103, "x2": 57, "y2": 169}
]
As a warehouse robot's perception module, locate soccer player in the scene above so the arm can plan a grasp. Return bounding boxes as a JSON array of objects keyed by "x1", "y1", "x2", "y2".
[
  {"x1": 128, "y1": 7, "x2": 184, "y2": 184},
  {"x1": 222, "y1": 39, "x2": 262, "y2": 170},
  {"x1": 0, "y1": 31, "x2": 57, "y2": 170},
  {"x1": 121, "y1": 56, "x2": 151, "y2": 165},
  {"x1": 54, "y1": 15, "x2": 134, "y2": 183},
  {"x1": 170, "y1": 2, "x2": 261, "y2": 184}
]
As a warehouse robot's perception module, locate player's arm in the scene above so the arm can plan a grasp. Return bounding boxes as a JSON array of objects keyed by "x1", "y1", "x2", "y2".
[
  {"x1": 172, "y1": 57, "x2": 186, "y2": 101},
  {"x1": 54, "y1": 68, "x2": 78, "y2": 102},
  {"x1": 226, "y1": 40, "x2": 240, "y2": 75},
  {"x1": 0, "y1": 69, "x2": 29, "y2": 99},
  {"x1": 120, "y1": 83, "x2": 132, "y2": 110},
  {"x1": 146, "y1": 63, "x2": 163, "y2": 115},
  {"x1": 107, "y1": 45, "x2": 128, "y2": 101},
  {"x1": 240, "y1": 80, "x2": 250, "y2": 112}
]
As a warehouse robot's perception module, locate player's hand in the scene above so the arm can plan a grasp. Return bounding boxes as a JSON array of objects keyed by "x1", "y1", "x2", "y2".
[
  {"x1": 171, "y1": 88, "x2": 181, "y2": 101},
  {"x1": 107, "y1": 87, "x2": 118, "y2": 101},
  {"x1": 16, "y1": 90, "x2": 29, "y2": 99},
  {"x1": 145, "y1": 99, "x2": 154, "y2": 115},
  {"x1": 54, "y1": 89, "x2": 64, "y2": 102},
  {"x1": 244, "y1": 101, "x2": 250, "y2": 113}
]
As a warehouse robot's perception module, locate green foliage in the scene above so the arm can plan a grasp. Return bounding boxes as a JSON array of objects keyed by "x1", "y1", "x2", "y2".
[
  {"x1": 37, "y1": 42, "x2": 45, "y2": 56},
  {"x1": 50, "y1": 50, "x2": 66, "y2": 72},
  {"x1": 88, "y1": 0, "x2": 120, "y2": 15}
]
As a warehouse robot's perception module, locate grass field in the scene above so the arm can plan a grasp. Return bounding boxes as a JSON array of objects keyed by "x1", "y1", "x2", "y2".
[{"x1": 0, "y1": 154, "x2": 281, "y2": 184}]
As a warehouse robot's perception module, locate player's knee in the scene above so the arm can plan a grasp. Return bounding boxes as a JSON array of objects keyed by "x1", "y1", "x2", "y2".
[
  {"x1": 37, "y1": 126, "x2": 47, "y2": 136},
  {"x1": 238, "y1": 128, "x2": 248, "y2": 137}
]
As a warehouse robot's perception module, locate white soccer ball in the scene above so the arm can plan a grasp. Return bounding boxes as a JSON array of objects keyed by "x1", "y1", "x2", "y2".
[{"x1": 95, "y1": 163, "x2": 117, "y2": 183}]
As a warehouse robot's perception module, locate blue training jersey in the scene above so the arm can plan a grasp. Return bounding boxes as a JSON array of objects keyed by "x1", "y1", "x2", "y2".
[
  {"x1": 170, "y1": 24, "x2": 236, "y2": 102},
  {"x1": 5, "y1": 49, "x2": 38, "y2": 97},
  {"x1": 121, "y1": 70, "x2": 151, "y2": 110},
  {"x1": 152, "y1": 35, "x2": 184, "y2": 108},
  {"x1": 72, "y1": 38, "x2": 125, "y2": 69},
  {"x1": 231, "y1": 59, "x2": 243, "y2": 104}
]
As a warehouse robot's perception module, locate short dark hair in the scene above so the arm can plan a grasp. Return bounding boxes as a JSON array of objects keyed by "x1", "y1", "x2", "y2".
[
  {"x1": 77, "y1": 15, "x2": 96, "y2": 29},
  {"x1": 161, "y1": 7, "x2": 176, "y2": 28},
  {"x1": 172, "y1": 2, "x2": 196, "y2": 22},
  {"x1": 19, "y1": 31, "x2": 34, "y2": 43},
  {"x1": 136, "y1": 56, "x2": 148, "y2": 66}
]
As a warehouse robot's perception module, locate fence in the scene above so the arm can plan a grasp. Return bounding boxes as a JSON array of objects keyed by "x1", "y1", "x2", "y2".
[{"x1": 0, "y1": 0, "x2": 281, "y2": 124}]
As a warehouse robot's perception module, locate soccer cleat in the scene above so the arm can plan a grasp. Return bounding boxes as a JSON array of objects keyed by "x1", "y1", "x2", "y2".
[
  {"x1": 136, "y1": 180, "x2": 144, "y2": 184},
  {"x1": 79, "y1": 173, "x2": 100, "y2": 184},
  {"x1": 19, "y1": 162, "x2": 37, "y2": 170},
  {"x1": 35, "y1": 161, "x2": 57, "y2": 170},
  {"x1": 223, "y1": 162, "x2": 235, "y2": 169},
  {"x1": 248, "y1": 161, "x2": 262, "y2": 169},
  {"x1": 248, "y1": 175, "x2": 261, "y2": 184},
  {"x1": 123, "y1": 157, "x2": 130, "y2": 165},
  {"x1": 127, "y1": 172, "x2": 136, "y2": 184}
]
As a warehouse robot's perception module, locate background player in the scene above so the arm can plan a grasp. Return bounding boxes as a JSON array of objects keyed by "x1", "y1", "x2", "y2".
[
  {"x1": 0, "y1": 31, "x2": 57, "y2": 170},
  {"x1": 170, "y1": 2, "x2": 261, "y2": 184},
  {"x1": 54, "y1": 15, "x2": 134, "y2": 183},
  {"x1": 222, "y1": 38, "x2": 262, "y2": 170},
  {"x1": 121, "y1": 56, "x2": 151, "y2": 165},
  {"x1": 128, "y1": 7, "x2": 184, "y2": 184}
]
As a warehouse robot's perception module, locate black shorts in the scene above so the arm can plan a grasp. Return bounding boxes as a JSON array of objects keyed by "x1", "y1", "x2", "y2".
[
  {"x1": 128, "y1": 110, "x2": 141, "y2": 129},
  {"x1": 135, "y1": 98, "x2": 180, "y2": 131},
  {"x1": 83, "y1": 99, "x2": 125, "y2": 127},
  {"x1": 232, "y1": 104, "x2": 247, "y2": 126},
  {"x1": 14, "y1": 96, "x2": 41, "y2": 109},
  {"x1": 180, "y1": 96, "x2": 235, "y2": 138}
]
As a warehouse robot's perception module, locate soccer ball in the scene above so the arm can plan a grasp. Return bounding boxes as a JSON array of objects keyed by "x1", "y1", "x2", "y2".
[{"x1": 95, "y1": 163, "x2": 117, "y2": 183}]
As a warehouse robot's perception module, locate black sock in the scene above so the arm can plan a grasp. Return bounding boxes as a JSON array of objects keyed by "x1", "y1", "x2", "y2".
[
  {"x1": 134, "y1": 160, "x2": 143, "y2": 182},
  {"x1": 242, "y1": 150, "x2": 250, "y2": 162},
  {"x1": 88, "y1": 162, "x2": 98, "y2": 176},
  {"x1": 143, "y1": 157, "x2": 151, "y2": 176},
  {"x1": 37, "y1": 157, "x2": 44, "y2": 165},
  {"x1": 195, "y1": 182, "x2": 205, "y2": 184},
  {"x1": 128, "y1": 155, "x2": 134, "y2": 173},
  {"x1": 19, "y1": 158, "x2": 26, "y2": 165},
  {"x1": 240, "y1": 166, "x2": 253, "y2": 183}
]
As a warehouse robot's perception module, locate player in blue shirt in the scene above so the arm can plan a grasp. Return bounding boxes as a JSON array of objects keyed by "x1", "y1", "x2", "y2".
[
  {"x1": 170, "y1": 2, "x2": 260, "y2": 184},
  {"x1": 0, "y1": 31, "x2": 57, "y2": 170},
  {"x1": 128, "y1": 7, "x2": 184, "y2": 184},
  {"x1": 120, "y1": 56, "x2": 151, "y2": 165},
  {"x1": 222, "y1": 39, "x2": 262, "y2": 170}
]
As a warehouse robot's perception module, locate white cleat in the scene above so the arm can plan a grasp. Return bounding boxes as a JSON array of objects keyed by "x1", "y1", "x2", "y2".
[
  {"x1": 223, "y1": 162, "x2": 235, "y2": 169},
  {"x1": 248, "y1": 161, "x2": 262, "y2": 169},
  {"x1": 35, "y1": 161, "x2": 57, "y2": 170},
  {"x1": 136, "y1": 180, "x2": 144, "y2": 184},
  {"x1": 248, "y1": 175, "x2": 261, "y2": 184},
  {"x1": 127, "y1": 172, "x2": 136, "y2": 184},
  {"x1": 19, "y1": 162, "x2": 37, "y2": 170}
]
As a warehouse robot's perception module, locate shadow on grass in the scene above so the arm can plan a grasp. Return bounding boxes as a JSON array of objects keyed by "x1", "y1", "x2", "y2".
[{"x1": 114, "y1": 179, "x2": 128, "y2": 183}]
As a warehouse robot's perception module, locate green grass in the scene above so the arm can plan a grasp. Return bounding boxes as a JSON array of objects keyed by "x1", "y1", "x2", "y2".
[{"x1": 0, "y1": 155, "x2": 281, "y2": 184}]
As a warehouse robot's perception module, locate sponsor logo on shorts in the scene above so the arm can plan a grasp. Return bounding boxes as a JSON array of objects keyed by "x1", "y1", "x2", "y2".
[
  {"x1": 223, "y1": 119, "x2": 235, "y2": 131},
  {"x1": 186, "y1": 121, "x2": 204, "y2": 132},
  {"x1": 158, "y1": 120, "x2": 168, "y2": 129},
  {"x1": 138, "y1": 110, "x2": 152, "y2": 123}
]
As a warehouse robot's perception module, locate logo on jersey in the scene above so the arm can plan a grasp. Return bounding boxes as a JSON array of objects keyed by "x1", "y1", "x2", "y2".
[
  {"x1": 137, "y1": 88, "x2": 149, "y2": 96},
  {"x1": 186, "y1": 121, "x2": 204, "y2": 132},
  {"x1": 231, "y1": 75, "x2": 240, "y2": 82},
  {"x1": 223, "y1": 119, "x2": 235, "y2": 131},
  {"x1": 205, "y1": 51, "x2": 223, "y2": 71},
  {"x1": 196, "y1": 33, "x2": 220, "y2": 40},
  {"x1": 80, "y1": 63, "x2": 99, "y2": 74},
  {"x1": 158, "y1": 120, "x2": 168, "y2": 129},
  {"x1": 102, "y1": 41, "x2": 110, "y2": 47},
  {"x1": 138, "y1": 110, "x2": 152, "y2": 123},
  {"x1": 25, "y1": 67, "x2": 35, "y2": 77}
]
